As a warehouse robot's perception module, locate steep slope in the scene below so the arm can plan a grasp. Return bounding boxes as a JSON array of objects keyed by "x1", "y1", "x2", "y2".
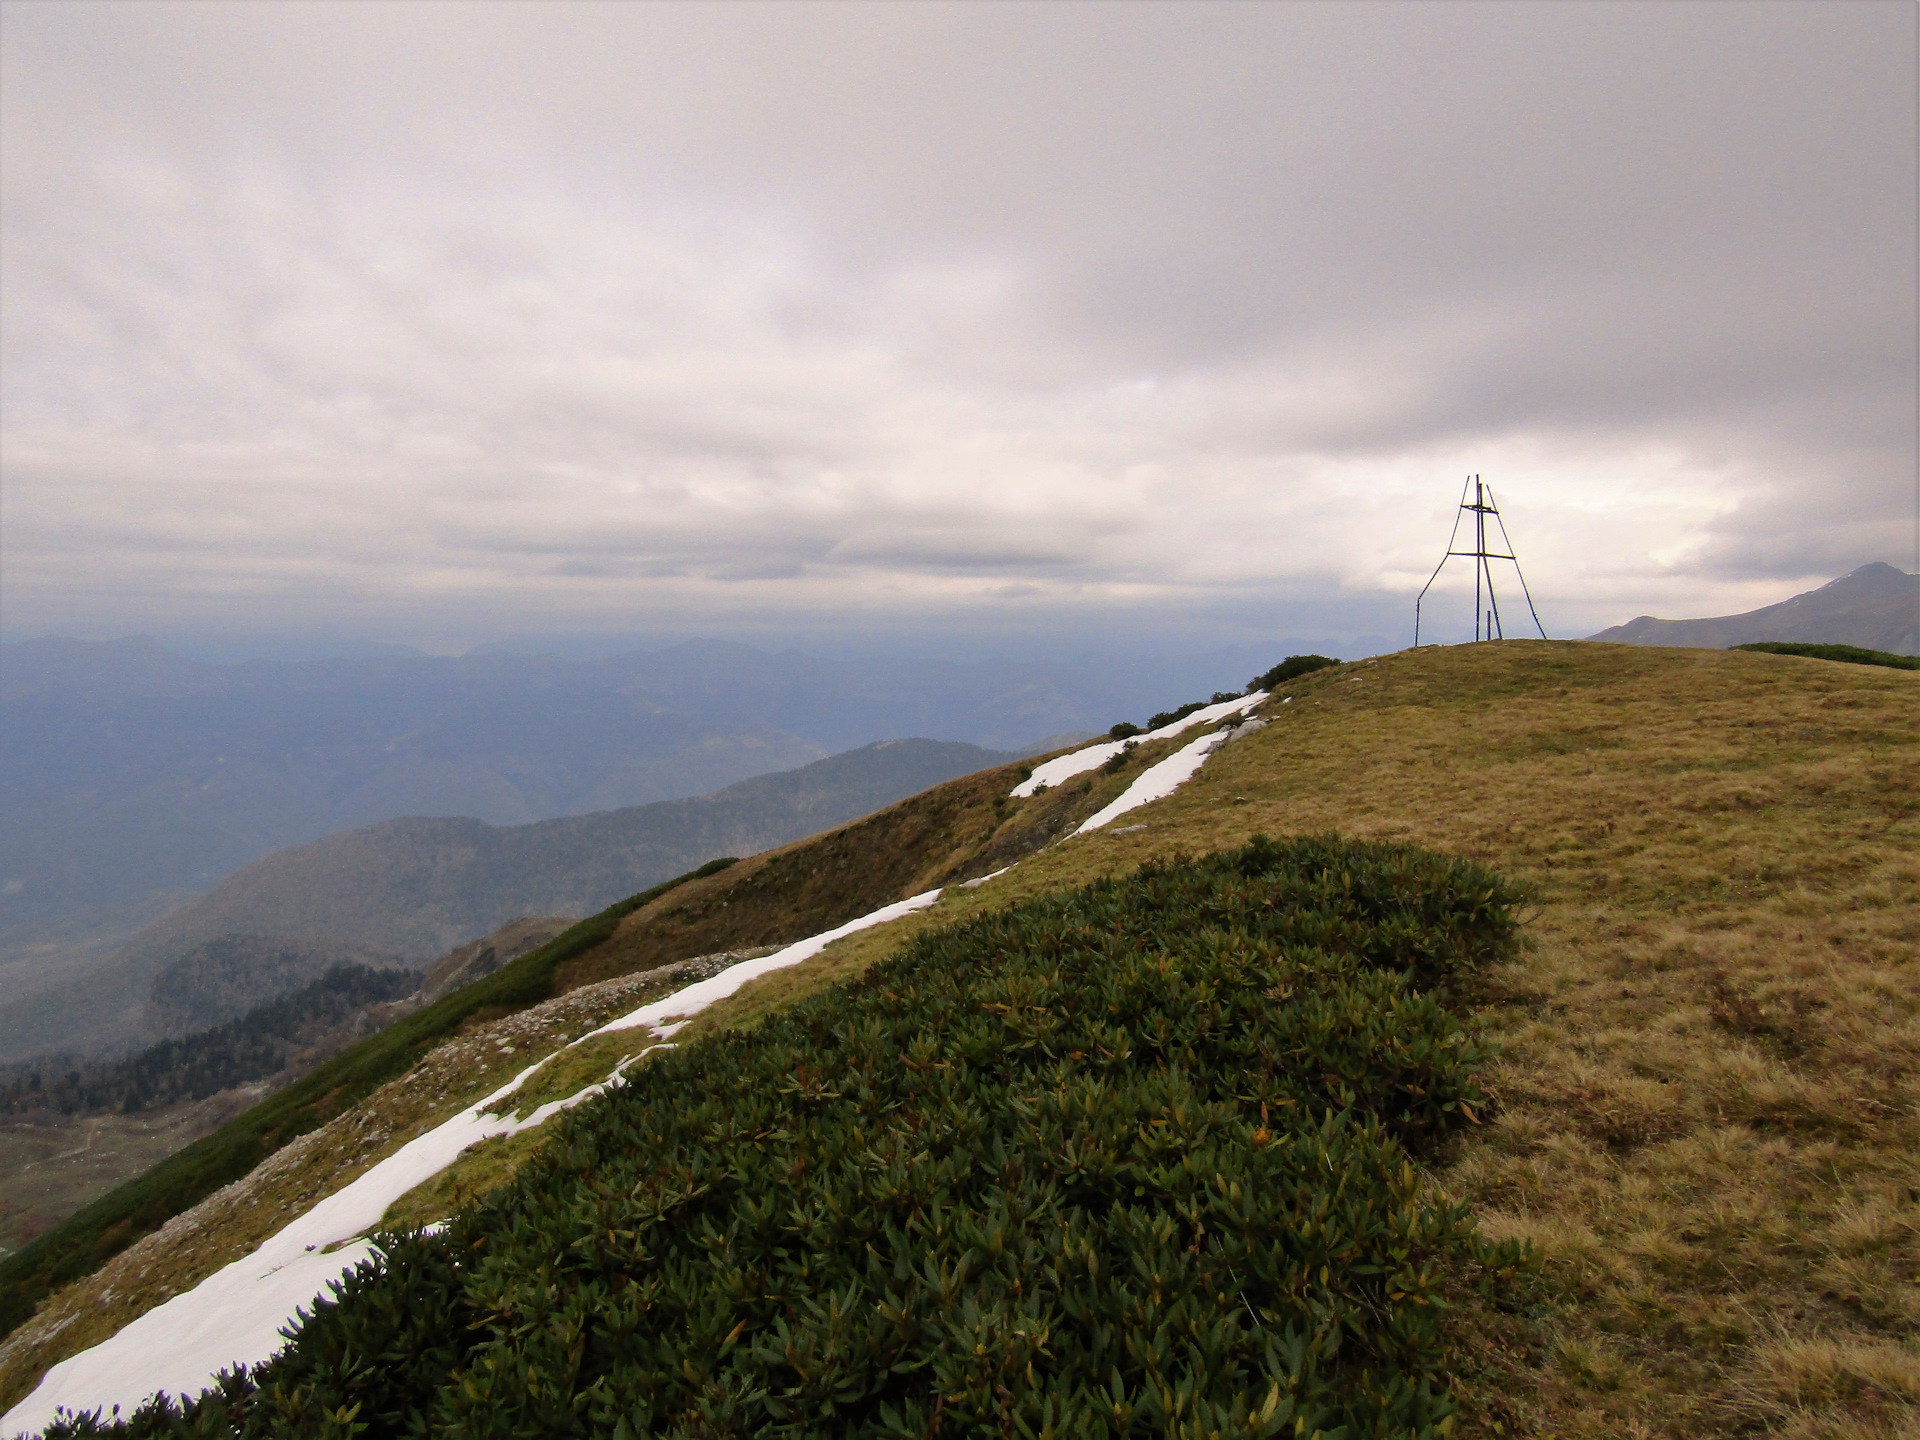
[
  {"x1": 21, "y1": 837, "x2": 1525, "y2": 1439},
  {"x1": 1586, "y1": 560, "x2": 1919, "y2": 652},
  {"x1": 4, "y1": 643, "x2": 1914, "y2": 1438},
  {"x1": 0, "y1": 739, "x2": 1018, "y2": 1061}
]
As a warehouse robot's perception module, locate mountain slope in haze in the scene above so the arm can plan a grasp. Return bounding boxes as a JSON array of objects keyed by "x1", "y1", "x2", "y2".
[
  {"x1": 143, "y1": 937, "x2": 413, "y2": 1039},
  {"x1": 1585, "y1": 560, "x2": 1919, "y2": 652},
  {"x1": 0, "y1": 739, "x2": 1019, "y2": 1061},
  {"x1": 0, "y1": 637, "x2": 825, "y2": 984},
  {"x1": 0, "y1": 918, "x2": 570, "y2": 1258},
  {"x1": 0, "y1": 634, "x2": 1271, "y2": 989}
]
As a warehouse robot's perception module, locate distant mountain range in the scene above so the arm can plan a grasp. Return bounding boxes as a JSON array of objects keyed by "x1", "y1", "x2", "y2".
[
  {"x1": 0, "y1": 738, "x2": 1022, "y2": 1060},
  {"x1": 1586, "y1": 562, "x2": 1918, "y2": 653},
  {"x1": 0, "y1": 634, "x2": 1262, "y2": 993}
]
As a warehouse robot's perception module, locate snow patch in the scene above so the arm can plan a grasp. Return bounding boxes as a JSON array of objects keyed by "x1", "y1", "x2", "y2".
[
  {"x1": 1075, "y1": 726, "x2": 1233, "y2": 834},
  {"x1": 4, "y1": 1062, "x2": 609, "y2": 1436},
  {"x1": 585, "y1": 887, "x2": 942, "y2": 1041},
  {"x1": 1010, "y1": 693, "x2": 1266, "y2": 798}
]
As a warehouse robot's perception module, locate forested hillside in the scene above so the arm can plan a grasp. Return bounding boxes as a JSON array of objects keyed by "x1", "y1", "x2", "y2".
[{"x1": 0, "y1": 965, "x2": 421, "y2": 1121}]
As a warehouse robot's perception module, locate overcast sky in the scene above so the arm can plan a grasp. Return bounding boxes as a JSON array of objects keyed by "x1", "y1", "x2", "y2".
[{"x1": 2, "y1": 1, "x2": 1913, "y2": 658}]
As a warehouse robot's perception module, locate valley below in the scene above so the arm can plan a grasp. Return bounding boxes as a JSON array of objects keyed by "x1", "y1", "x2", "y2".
[{"x1": 0, "y1": 1089, "x2": 265, "y2": 1260}]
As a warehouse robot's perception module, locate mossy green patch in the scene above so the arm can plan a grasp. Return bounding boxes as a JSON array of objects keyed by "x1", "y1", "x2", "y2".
[{"x1": 485, "y1": 1031, "x2": 660, "y2": 1123}]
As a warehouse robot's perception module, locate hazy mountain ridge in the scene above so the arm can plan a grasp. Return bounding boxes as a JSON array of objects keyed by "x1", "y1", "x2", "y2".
[
  {"x1": 1585, "y1": 561, "x2": 1918, "y2": 653},
  {"x1": 0, "y1": 642, "x2": 829, "y2": 953},
  {"x1": 0, "y1": 635, "x2": 1269, "y2": 986},
  {"x1": 0, "y1": 964, "x2": 426, "y2": 1128},
  {"x1": 0, "y1": 738, "x2": 1021, "y2": 1061}
]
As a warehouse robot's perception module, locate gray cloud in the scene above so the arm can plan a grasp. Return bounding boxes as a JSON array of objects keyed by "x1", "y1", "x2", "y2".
[{"x1": 1, "y1": 1, "x2": 1912, "y2": 656}]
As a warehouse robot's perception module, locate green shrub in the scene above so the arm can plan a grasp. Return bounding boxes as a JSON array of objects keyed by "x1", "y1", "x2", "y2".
[
  {"x1": 1146, "y1": 700, "x2": 1210, "y2": 731},
  {"x1": 1732, "y1": 641, "x2": 1918, "y2": 671},
  {"x1": 1107, "y1": 722, "x2": 1144, "y2": 741},
  {"x1": 48, "y1": 836, "x2": 1531, "y2": 1439},
  {"x1": 1250, "y1": 656, "x2": 1341, "y2": 693},
  {"x1": 1100, "y1": 741, "x2": 1138, "y2": 774}
]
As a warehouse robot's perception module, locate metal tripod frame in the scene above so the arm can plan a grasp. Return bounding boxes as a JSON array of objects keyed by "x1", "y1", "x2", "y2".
[{"x1": 1414, "y1": 476, "x2": 1548, "y2": 646}]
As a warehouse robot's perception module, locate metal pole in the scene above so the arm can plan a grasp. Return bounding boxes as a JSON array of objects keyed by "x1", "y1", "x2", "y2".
[
  {"x1": 1414, "y1": 474, "x2": 1546, "y2": 645},
  {"x1": 1489, "y1": 496, "x2": 1549, "y2": 639},
  {"x1": 1473, "y1": 477, "x2": 1483, "y2": 640},
  {"x1": 1413, "y1": 475, "x2": 1473, "y2": 646}
]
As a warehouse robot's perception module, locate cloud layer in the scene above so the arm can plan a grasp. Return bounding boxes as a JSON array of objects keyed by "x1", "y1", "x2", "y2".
[{"x1": 3, "y1": 2, "x2": 1913, "y2": 653}]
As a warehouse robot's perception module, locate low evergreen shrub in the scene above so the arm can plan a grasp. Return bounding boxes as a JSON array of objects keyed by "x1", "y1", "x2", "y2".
[
  {"x1": 1249, "y1": 656, "x2": 1341, "y2": 693},
  {"x1": 1732, "y1": 641, "x2": 1918, "y2": 671},
  {"x1": 47, "y1": 836, "x2": 1530, "y2": 1440},
  {"x1": 1145, "y1": 700, "x2": 1209, "y2": 731},
  {"x1": 1107, "y1": 722, "x2": 1143, "y2": 741}
]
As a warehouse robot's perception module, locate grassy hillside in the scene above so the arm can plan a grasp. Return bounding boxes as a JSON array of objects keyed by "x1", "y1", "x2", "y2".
[
  {"x1": 5, "y1": 641, "x2": 1915, "y2": 1437},
  {"x1": 590, "y1": 639, "x2": 1920, "y2": 1436},
  {"x1": 903, "y1": 638, "x2": 1912, "y2": 1438}
]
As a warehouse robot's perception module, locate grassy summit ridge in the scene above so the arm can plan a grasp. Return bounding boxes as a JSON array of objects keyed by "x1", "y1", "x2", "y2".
[
  {"x1": 619, "y1": 638, "x2": 1917, "y2": 1437},
  {"x1": 44, "y1": 835, "x2": 1530, "y2": 1439},
  {"x1": 8, "y1": 640, "x2": 1916, "y2": 1437}
]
